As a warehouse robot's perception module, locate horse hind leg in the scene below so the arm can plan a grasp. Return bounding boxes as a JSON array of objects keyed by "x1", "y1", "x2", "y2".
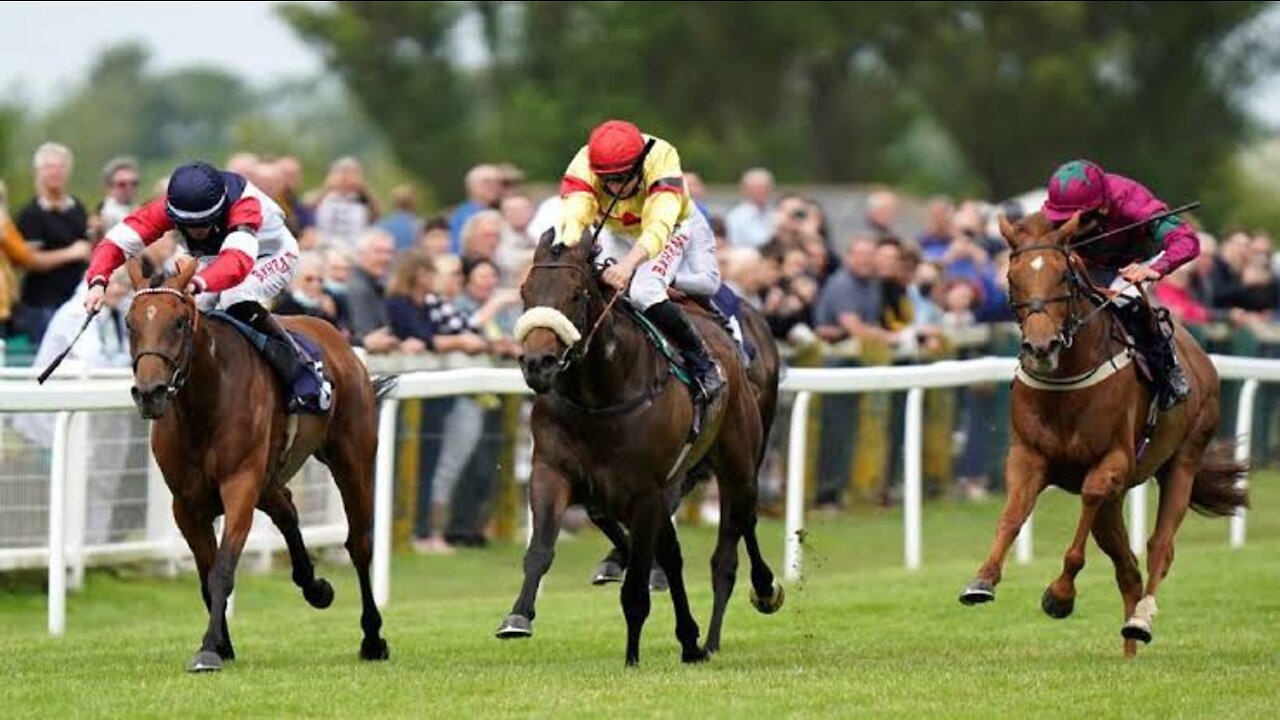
[
  {"x1": 590, "y1": 510, "x2": 629, "y2": 586},
  {"x1": 1127, "y1": 455, "x2": 1199, "y2": 646},
  {"x1": 324, "y1": 435, "x2": 389, "y2": 661},
  {"x1": 258, "y1": 486, "x2": 333, "y2": 609},
  {"x1": 621, "y1": 492, "x2": 661, "y2": 666},
  {"x1": 496, "y1": 461, "x2": 570, "y2": 639},
  {"x1": 1090, "y1": 496, "x2": 1144, "y2": 658}
]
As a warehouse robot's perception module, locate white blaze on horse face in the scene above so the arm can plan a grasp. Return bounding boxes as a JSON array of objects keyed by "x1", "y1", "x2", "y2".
[
  {"x1": 1030, "y1": 256, "x2": 1045, "y2": 272},
  {"x1": 146, "y1": 305, "x2": 157, "y2": 322}
]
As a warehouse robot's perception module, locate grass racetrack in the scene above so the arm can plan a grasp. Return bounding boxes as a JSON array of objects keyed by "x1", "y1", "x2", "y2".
[{"x1": 1, "y1": 474, "x2": 1276, "y2": 719}]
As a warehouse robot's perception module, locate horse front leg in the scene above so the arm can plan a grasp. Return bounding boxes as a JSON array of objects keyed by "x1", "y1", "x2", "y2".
[
  {"x1": 496, "y1": 460, "x2": 570, "y2": 639},
  {"x1": 961, "y1": 441, "x2": 1046, "y2": 604},
  {"x1": 190, "y1": 472, "x2": 260, "y2": 673},
  {"x1": 1042, "y1": 448, "x2": 1129, "y2": 620}
]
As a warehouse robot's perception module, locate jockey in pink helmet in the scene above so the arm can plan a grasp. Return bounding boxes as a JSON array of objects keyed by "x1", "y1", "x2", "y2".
[{"x1": 1041, "y1": 159, "x2": 1197, "y2": 409}]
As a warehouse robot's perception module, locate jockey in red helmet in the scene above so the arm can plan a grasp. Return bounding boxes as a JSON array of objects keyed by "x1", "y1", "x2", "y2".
[
  {"x1": 1041, "y1": 159, "x2": 1198, "y2": 409},
  {"x1": 554, "y1": 119, "x2": 725, "y2": 402},
  {"x1": 83, "y1": 161, "x2": 330, "y2": 413}
]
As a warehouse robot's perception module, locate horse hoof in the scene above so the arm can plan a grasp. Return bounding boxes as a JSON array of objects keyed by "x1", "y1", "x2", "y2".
[
  {"x1": 592, "y1": 560, "x2": 624, "y2": 586},
  {"x1": 959, "y1": 580, "x2": 995, "y2": 605},
  {"x1": 360, "y1": 637, "x2": 390, "y2": 661},
  {"x1": 1121, "y1": 620, "x2": 1153, "y2": 645},
  {"x1": 495, "y1": 614, "x2": 533, "y2": 639},
  {"x1": 682, "y1": 646, "x2": 710, "y2": 664},
  {"x1": 649, "y1": 567, "x2": 669, "y2": 593},
  {"x1": 1041, "y1": 588, "x2": 1075, "y2": 619},
  {"x1": 750, "y1": 582, "x2": 785, "y2": 615},
  {"x1": 188, "y1": 650, "x2": 223, "y2": 673},
  {"x1": 305, "y1": 579, "x2": 335, "y2": 609}
]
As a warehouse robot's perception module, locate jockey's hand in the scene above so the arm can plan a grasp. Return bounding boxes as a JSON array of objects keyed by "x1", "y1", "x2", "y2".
[
  {"x1": 602, "y1": 258, "x2": 638, "y2": 293},
  {"x1": 1120, "y1": 263, "x2": 1161, "y2": 285},
  {"x1": 84, "y1": 284, "x2": 106, "y2": 315}
]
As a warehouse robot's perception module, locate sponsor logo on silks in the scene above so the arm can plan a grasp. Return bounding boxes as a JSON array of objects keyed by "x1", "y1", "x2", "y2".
[
  {"x1": 650, "y1": 233, "x2": 688, "y2": 277},
  {"x1": 251, "y1": 253, "x2": 298, "y2": 281}
]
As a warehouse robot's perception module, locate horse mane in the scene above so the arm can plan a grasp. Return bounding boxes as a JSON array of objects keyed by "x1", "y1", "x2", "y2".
[{"x1": 1017, "y1": 211, "x2": 1058, "y2": 240}]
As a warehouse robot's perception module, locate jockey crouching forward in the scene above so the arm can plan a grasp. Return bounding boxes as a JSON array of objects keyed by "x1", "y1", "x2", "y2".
[
  {"x1": 557, "y1": 119, "x2": 726, "y2": 402},
  {"x1": 83, "y1": 161, "x2": 332, "y2": 413},
  {"x1": 1041, "y1": 158, "x2": 1197, "y2": 410}
]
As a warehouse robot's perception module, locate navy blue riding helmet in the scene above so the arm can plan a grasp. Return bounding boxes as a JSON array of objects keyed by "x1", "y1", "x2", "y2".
[{"x1": 166, "y1": 162, "x2": 227, "y2": 228}]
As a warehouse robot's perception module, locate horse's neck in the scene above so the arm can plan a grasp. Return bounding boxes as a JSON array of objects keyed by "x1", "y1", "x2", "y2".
[
  {"x1": 171, "y1": 318, "x2": 222, "y2": 434},
  {"x1": 559, "y1": 309, "x2": 655, "y2": 406},
  {"x1": 1055, "y1": 295, "x2": 1121, "y2": 378}
]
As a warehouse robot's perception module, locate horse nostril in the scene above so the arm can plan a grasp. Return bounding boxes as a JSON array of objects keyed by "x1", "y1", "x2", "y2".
[
  {"x1": 1020, "y1": 341, "x2": 1035, "y2": 356},
  {"x1": 1047, "y1": 338, "x2": 1063, "y2": 353},
  {"x1": 539, "y1": 354, "x2": 557, "y2": 370}
]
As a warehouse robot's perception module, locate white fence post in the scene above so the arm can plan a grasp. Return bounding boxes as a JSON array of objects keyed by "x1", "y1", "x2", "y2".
[
  {"x1": 1015, "y1": 514, "x2": 1033, "y2": 564},
  {"x1": 373, "y1": 398, "x2": 399, "y2": 609},
  {"x1": 1231, "y1": 378, "x2": 1258, "y2": 548},
  {"x1": 903, "y1": 388, "x2": 924, "y2": 571},
  {"x1": 48, "y1": 411, "x2": 72, "y2": 637},
  {"x1": 65, "y1": 412, "x2": 90, "y2": 590},
  {"x1": 1128, "y1": 480, "x2": 1148, "y2": 557},
  {"x1": 784, "y1": 391, "x2": 813, "y2": 582}
]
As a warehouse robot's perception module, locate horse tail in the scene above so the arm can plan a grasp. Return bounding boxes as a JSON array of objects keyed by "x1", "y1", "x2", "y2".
[
  {"x1": 371, "y1": 375, "x2": 400, "y2": 403},
  {"x1": 1189, "y1": 439, "x2": 1250, "y2": 517}
]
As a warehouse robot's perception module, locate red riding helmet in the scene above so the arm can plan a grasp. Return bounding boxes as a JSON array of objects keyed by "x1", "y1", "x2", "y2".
[
  {"x1": 1042, "y1": 159, "x2": 1107, "y2": 223},
  {"x1": 588, "y1": 120, "x2": 645, "y2": 176}
]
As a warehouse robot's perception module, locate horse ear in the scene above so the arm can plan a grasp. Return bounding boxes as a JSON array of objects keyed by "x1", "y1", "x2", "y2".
[
  {"x1": 997, "y1": 213, "x2": 1018, "y2": 248},
  {"x1": 1056, "y1": 212, "x2": 1082, "y2": 243},
  {"x1": 169, "y1": 257, "x2": 199, "y2": 291},
  {"x1": 126, "y1": 256, "x2": 148, "y2": 289}
]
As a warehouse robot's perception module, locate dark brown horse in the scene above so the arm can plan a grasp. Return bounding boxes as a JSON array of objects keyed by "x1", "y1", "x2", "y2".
[
  {"x1": 125, "y1": 256, "x2": 394, "y2": 672},
  {"x1": 495, "y1": 235, "x2": 783, "y2": 665},
  {"x1": 959, "y1": 212, "x2": 1248, "y2": 656},
  {"x1": 587, "y1": 299, "x2": 781, "y2": 639}
]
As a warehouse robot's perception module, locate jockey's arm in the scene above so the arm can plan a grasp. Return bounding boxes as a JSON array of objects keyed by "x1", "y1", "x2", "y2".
[
  {"x1": 558, "y1": 190, "x2": 598, "y2": 247},
  {"x1": 556, "y1": 146, "x2": 600, "y2": 246},
  {"x1": 85, "y1": 198, "x2": 173, "y2": 287},
  {"x1": 191, "y1": 228, "x2": 257, "y2": 293}
]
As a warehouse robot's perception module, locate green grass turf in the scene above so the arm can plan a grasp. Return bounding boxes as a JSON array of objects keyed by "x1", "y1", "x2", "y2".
[{"x1": 1, "y1": 474, "x2": 1275, "y2": 719}]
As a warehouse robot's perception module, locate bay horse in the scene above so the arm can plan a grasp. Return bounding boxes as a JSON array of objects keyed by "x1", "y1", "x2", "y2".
[
  {"x1": 125, "y1": 256, "x2": 394, "y2": 672},
  {"x1": 495, "y1": 234, "x2": 784, "y2": 665},
  {"x1": 958, "y1": 212, "x2": 1248, "y2": 657},
  {"x1": 587, "y1": 300, "x2": 781, "y2": 626}
]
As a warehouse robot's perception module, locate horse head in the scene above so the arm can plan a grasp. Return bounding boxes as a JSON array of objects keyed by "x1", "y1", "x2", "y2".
[
  {"x1": 514, "y1": 230, "x2": 603, "y2": 393},
  {"x1": 125, "y1": 255, "x2": 199, "y2": 419},
  {"x1": 1000, "y1": 211, "x2": 1085, "y2": 374}
]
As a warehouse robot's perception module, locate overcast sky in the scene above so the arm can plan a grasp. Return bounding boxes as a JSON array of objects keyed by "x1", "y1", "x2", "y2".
[{"x1": 1, "y1": 1, "x2": 1278, "y2": 127}]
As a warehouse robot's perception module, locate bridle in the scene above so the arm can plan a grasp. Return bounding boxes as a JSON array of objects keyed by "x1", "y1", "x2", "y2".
[
  {"x1": 526, "y1": 252, "x2": 623, "y2": 372},
  {"x1": 524, "y1": 252, "x2": 664, "y2": 416},
  {"x1": 130, "y1": 287, "x2": 199, "y2": 396},
  {"x1": 1007, "y1": 242, "x2": 1090, "y2": 350}
]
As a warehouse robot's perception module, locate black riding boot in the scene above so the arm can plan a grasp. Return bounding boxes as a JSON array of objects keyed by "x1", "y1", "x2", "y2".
[
  {"x1": 227, "y1": 301, "x2": 332, "y2": 412},
  {"x1": 1120, "y1": 301, "x2": 1189, "y2": 410},
  {"x1": 644, "y1": 300, "x2": 725, "y2": 402}
]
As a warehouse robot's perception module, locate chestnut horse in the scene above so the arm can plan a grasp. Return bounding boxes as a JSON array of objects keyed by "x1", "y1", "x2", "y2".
[
  {"x1": 495, "y1": 235, "x2": 784, "y2": 665},
  {"x1": 125, "y1": 256, "x2": 394, "y2": 672},
  {"x1": 959, "y1": 212, "x2": 1248, "y2": 656}
]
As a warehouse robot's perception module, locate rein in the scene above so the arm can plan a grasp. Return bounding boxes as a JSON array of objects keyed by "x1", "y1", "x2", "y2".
[{"x1": 524, "y1": 257, "x2": 666, "y2": 416}]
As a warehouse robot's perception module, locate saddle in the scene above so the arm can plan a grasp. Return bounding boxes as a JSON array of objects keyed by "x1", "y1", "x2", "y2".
[{"x1": 207, "y1": 310, "x2": 331, "y2": 415}]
